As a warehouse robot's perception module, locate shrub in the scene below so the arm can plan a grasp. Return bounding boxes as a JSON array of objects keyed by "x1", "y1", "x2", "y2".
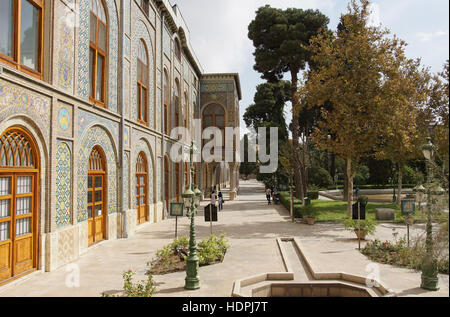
[
  {"x1": 307, "y1": 191, "x2": 319, "y2": 200},
  {"x1": 357, "y1": 195, "x2": 369, "y2": 207},
  {"x1": 353, "y1": 173, "x2": 367, "y2": 186},
  {"x1": 197, "y1": 234, "x2": 230, "y2": 266},
  {"x1": 343, "y1": 218, "x2": 377, "y2": 235},
  {"x1": 403, "y1": 165, "x2": 424, "y2": 185},
  {"x1": 102, "y1": 270, "x2": 156, "y2": 297},
  {"x1": 308, "y1": 167, "x2": 333, "y2": 188},
  {"x1": 300, "y1": 205, "x2": 319, "y2": 218}
]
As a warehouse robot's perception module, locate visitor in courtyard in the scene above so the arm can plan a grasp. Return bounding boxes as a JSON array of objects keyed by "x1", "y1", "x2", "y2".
[
  {"x1": 211, "y1": 190, "x2": 217, "y2": 206},
  {"x1": 266, "y1": 187, "x2": 272, "y2": 205},
  {"x1": 218, "y1": 190, "x2": 224, "y2": 211}
]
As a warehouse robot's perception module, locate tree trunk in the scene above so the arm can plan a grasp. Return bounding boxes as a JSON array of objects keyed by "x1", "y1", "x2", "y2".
[
  {"x1": 346, "y1": 157, "x2": 353, "y2": 217},
  {"x1": 343, "y1": 159, "x2": 349, "y2": 202},
  {"x1": 397, "y1": 163, "x2": 403, "y2": 205},
  {"x1": 290, "y1": 70, "x2": 304, "y2": 200},
  {"x1": 330, "y1": 153, "x2": 336, "y2": 178}
]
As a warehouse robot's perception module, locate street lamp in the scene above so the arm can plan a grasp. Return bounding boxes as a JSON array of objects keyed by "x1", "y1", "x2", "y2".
[
  {"x1": 183, "y1": 141, "x2": 201, "y2": 290},
  {"x1": 420, "y1": 137, "x2": 439, "y2": 291}
]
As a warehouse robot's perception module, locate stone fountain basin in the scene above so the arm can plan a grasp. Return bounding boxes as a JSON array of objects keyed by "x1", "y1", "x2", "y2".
[{"x1": 253, "y1": 282, "x2": 374, "y2": 297}]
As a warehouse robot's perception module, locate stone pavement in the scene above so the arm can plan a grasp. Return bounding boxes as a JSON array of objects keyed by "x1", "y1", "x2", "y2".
[{"x1": 0, "y1": 180, "x2": 448, "y2": 297}]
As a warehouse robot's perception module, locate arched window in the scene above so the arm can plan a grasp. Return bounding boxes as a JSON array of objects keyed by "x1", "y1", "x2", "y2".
[
  {"x1": 87, "y1": 146, "x2": 106, "y2": 246},
  {"x1": 184, "y1": 92, "x2": 189, "y2": 131},
  {"x1": 137, "y1": 40, "x2": 148, "y2": 125},
  {"x1": 139, "y1": 0, "x2": 149, "y2": 16},
  {"x1": 174, "y1": 38, "x2": 181, "y2": 61},
  {"x1": 89, "y1": 0, "x2": 108, "y2": 106},
  {"x1": 174, "y1": 79, "x2": 180, "y2": 131},
  {"x1": 163, "y1": 69, "x2": 169, "y2": 135},
  {"x1": 136, "y1": 152, "x2": 148, "y2": 224},
  {"x1": 202, "y1": 103, "x2": 226, "y2": 148},
  {"x1": 0, "y1": 0, "x2": 44, "y2": 79},
  {"x1": 0, "y1": 128, "x2": 39, "y2": 284}
]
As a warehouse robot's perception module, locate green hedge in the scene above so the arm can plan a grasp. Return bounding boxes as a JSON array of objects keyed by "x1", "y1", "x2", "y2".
[
  {"x1": 279, "y1": 192, "x2": 303, "y2": 218},
  {"x1": 324, "y1": 184, "x2": 417, "y2": 190}
]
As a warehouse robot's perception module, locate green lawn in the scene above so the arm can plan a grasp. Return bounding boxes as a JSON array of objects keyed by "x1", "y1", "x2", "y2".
[
  {"x1": 310, "y1": 200, "x2": 402, "y2": 222},
  {"x1": 279, "y1": 191, "x2": 434, "y2": 223}
]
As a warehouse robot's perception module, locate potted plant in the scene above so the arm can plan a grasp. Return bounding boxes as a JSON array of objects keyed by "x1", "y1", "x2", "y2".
[
  {"x1": 343, "y1": 218, "x2": 377, "y2": 240},
  {"x1": 302, "y1": 205, "x2": 318, "y2": 225}
]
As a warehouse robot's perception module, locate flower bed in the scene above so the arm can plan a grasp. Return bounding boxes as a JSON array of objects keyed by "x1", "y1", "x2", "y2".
[
  {"x1": 361, "y1": 236, "x2": 449, "y2": 274},
  {"x1": 147, "y1": 234, "x2": 230, "y2": 275}
]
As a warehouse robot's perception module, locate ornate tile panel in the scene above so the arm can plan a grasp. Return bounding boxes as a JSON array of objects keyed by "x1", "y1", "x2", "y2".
[
  {"x1": 123, "y1": 151, "x2": 130, "y2": 210},
  {"x1": 56, "y1": 141, "x2": 72, "y2": 228},
  {"x1": 56, "y1": 0, "x2": 75, "y2": 92},
  {"x1": 56, "y1": 102, "x2": 73, "y2": 137},
  {"x1": 77, "y1": 125, "x2": 118, "y2": 222},
  {"x1": 0, "y1": 79, "x2": 50, "y2": 141}
]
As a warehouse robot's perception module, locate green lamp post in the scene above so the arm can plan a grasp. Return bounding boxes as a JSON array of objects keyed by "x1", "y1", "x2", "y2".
[
  {"x1": 184, "y1": 141, "x2": 201, "y2": 290},
  {"x1": 420, "y1": 137, "x2": 439, "y2": 291}
]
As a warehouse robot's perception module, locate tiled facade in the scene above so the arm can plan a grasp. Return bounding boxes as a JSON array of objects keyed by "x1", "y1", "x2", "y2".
[{"x1": 0, "y1": 0, "x2": 241, "y2": 282}]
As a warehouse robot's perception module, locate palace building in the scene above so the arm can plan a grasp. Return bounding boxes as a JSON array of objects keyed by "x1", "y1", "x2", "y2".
[{"x1": 0, "y1": 0, "x2": 241, "y2": 286}]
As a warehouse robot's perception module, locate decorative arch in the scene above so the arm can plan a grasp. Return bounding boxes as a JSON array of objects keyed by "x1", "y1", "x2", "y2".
[
  {"x1": 132, "y1": 20, "x2": 155, "y2": 128},
  {"x1": 77, "y1": 125, "x2": 117, "y2": 222}
]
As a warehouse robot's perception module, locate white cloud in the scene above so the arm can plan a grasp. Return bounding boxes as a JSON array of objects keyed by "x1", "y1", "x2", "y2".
[
  {"x1": 416, "y1": 30, "x2": 448, "y2": 42},
  {"x1": 171, "y1": 0, "x2": 336, "y2": 73},
  {"x1": 367, "y1": 2, "x2": 381, "y2": 27}
]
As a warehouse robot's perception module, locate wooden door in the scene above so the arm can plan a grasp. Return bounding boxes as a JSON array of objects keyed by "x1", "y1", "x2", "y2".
[
  {"x1": 87, "y1": 147, "x2": 106, "y2": 246},
  {"x1": 136, "y1": 152, "x2": 147, "y2": 225},
  {"x1": 164, "y1": 156, "x2": 169, "y2": 213},
  {"x1": 0, "y1": 129, "x2": 38, "y2": 285}
]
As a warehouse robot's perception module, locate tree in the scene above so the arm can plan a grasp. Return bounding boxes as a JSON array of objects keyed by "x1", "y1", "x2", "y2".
[
  {"x1": 239, "y1": 134, "x2": 258, "y2": 178},
  {"x1": 244, "y1": 81, "x2": 291, "y2": 141},
  {"x1": 248, "y1": 5, "x2": 329, "y2": 200},
  {"x1": 301, "y1": 0, "x2": 420, "y2": 216},
  {"x1": 374, "y1": 56, "x2": 432, "y2": 204},
  {"x1": 428, "y1": 60, "x2": 449, "y2": 183}
]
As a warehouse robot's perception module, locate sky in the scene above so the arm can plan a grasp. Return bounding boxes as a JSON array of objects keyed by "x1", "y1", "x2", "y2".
[{"x1": 170, "y1": 0, "x2": 450, "y2": 137}]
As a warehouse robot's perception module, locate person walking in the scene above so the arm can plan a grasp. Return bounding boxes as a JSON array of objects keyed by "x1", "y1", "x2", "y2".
[
  {"x1": 218, "y1": 190, "x2": 224, "y2": 211},
  {"x1": 266, "y1": 187, "x2": 272, "y2": 205},
  {"x1": 211, "y1": 190, "x2": 217, "y2": 206}
]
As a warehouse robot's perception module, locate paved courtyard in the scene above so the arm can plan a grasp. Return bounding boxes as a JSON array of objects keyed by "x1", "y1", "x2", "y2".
[{"x1": 0, "y1": 180, "x2": 448, "y2": 297}]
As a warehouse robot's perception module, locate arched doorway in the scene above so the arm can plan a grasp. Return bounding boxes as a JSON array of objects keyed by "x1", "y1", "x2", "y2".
[
  {"x1": 87, "y1": 146, "x2": 106, "y2": 246},
  {"x1": 164, "y1": 156, "x2": 169, "y2": 213},
  {"x1": 0, "y1": 128, "x2": 39, "y2": 284},
  {"x1": 136, "y1": 152, "x2": 148, "y2": 225}
]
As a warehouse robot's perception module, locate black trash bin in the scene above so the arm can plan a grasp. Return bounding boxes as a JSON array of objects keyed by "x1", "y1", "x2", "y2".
[
  {"x1": 352, "y1": 203, "x2": 366, "y2": 220},
  {"x1": 204, "y1": 204, "x2": 218, "y2": 222}
]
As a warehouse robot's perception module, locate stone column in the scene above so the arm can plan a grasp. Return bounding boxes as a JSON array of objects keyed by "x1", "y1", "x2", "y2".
[{"x1": 229, "y1": 162, "x2": 237, "y2": 200}]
